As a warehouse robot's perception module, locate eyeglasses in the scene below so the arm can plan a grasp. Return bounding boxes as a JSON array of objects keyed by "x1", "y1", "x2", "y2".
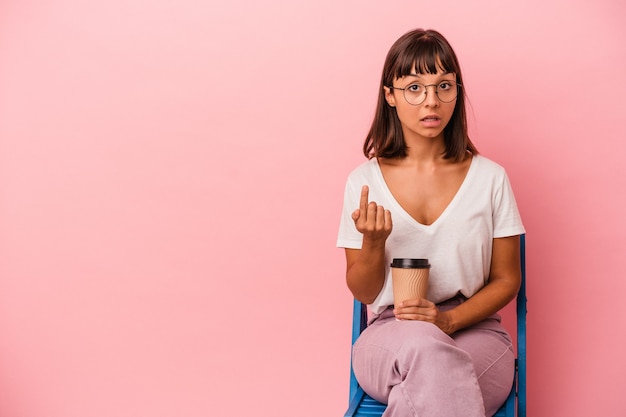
[{"x1": 389, "y1": 80, "x2": 461, "y2": 105}]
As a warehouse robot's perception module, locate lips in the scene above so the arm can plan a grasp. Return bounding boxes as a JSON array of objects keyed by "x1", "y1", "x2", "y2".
[{"x1": 419, "y1": 114, "x2": 442, "y2": 128}]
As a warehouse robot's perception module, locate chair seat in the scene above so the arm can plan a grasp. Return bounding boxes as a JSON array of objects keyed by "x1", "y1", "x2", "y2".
[
  {"x1": 345, "y1": 388, "x2": 385, "y2": 417},
  {"x1": 346, "y1": 385, "x2": 513, "y2": 417},
  {"x1": 355, "y1": 396, "x2": 386, "y2": 417}
]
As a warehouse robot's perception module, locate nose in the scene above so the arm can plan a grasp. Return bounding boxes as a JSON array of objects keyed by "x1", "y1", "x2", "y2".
[{"x1": 423, "y1": 85, "x2": 440, "y2": 107}]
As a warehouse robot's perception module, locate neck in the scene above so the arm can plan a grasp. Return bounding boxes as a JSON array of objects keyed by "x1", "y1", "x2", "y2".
[{"x1": 403, "y1": 135, "x2": 447, "y2": 166}]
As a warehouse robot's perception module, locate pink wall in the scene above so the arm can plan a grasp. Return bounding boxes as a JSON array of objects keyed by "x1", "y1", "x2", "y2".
[{"x1": 1, "y1": 1, "x2": 625, "y2": 416}]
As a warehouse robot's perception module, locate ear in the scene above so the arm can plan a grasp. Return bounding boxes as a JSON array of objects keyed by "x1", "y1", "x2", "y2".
[{"x1": 384, "y1": 86, "x2": 396, "y2": 107}]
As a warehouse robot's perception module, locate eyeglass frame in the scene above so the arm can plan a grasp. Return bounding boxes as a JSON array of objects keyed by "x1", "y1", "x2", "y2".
[{"x1": 387, "y1": 80, "x2": 462, "y2": 106}]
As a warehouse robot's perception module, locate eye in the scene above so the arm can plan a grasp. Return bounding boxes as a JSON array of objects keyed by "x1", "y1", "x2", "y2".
[
  {"x1": 406, "y1": 84, "x2": 423, "y2": 92},
  {"x1": 438, "y1": 81, "x2": 454, "y2": 90}
]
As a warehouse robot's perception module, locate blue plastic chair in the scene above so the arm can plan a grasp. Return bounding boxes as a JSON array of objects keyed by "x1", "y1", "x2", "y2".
[{"x1": 344, "y1": 234, "x2": 527, "y2": 417}]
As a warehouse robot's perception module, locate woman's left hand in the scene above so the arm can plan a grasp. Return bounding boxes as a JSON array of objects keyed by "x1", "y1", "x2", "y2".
[{"x1": 393, "y1": 298, "x2": 455, "y2": 335}]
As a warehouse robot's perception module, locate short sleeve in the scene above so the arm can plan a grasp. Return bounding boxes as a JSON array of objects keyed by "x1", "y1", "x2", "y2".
[
  {"x1": 492, "y1": 170, "x2": 525, "y2": 238},
  {"x1": 336, "y1": 177, "x2": 364, "y2": 249}
]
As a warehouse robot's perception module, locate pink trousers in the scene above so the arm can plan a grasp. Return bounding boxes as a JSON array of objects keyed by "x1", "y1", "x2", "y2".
[{"x1": 352, "y1": 298, "x2": 514, "y2": 417}]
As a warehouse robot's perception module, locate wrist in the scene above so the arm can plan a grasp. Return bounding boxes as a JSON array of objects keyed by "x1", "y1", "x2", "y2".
[
  {"x1": 361, "y1": 237, "x2": 387, "y2": 250},
  {"x1": 439, "y1": 309, "x2": 459, "y2": 335}
]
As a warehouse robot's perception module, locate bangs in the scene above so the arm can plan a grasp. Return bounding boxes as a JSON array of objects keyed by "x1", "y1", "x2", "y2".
[{"x1": 391, "y1": 40, "x2": 458, "y2": 79}]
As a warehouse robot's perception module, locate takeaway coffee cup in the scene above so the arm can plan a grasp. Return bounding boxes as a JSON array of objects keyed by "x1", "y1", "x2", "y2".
[{"x1": 391, "y1": 258, "x2": 431, "y2": 305}]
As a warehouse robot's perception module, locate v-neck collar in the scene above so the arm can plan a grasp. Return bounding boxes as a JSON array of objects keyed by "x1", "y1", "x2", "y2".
[{"x1": 372, "y1": 155, "x2": 478, "y2": 229}]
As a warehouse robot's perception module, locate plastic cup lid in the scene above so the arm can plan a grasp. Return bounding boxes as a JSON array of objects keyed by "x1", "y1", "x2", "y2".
[{"x1": 390, "y1": 258, "x2": 430, "y2": 268}]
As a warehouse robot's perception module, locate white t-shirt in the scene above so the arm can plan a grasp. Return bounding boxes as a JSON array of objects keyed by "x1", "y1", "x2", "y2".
[{"x1": 337, "y1": 155, "x2": 525, "y2": 315}]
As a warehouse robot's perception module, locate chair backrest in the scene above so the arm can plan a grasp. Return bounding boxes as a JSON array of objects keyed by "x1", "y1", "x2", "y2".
[{"x1": 348, "y1": 234, "x2": 527, "y2": 413}]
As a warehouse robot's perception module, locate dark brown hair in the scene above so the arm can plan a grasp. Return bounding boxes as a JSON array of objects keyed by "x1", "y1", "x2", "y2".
[{"x1": 363, "y1": 29, "x2": 477, "y2": 161}]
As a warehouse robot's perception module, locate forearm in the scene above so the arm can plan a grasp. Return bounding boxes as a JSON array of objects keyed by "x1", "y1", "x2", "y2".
[
  {"x1": 441, "y1": 235, "x2": 522, "y2": 334},
  {"x1": 441, "y1": 277, "x2": 519, "y2": 334},
  {"x1": 345, "y1": 241, "x2": 387, "y2": 304}
]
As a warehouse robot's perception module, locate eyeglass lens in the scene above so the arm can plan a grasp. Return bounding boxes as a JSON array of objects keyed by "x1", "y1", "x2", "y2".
[{"x1": 402, "y1": 82, "x2": 459, "y2": 105}]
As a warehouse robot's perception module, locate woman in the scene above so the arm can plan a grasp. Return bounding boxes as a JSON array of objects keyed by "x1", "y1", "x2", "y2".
[{"x1": 337, "y1": 29, "x2": 525, "y2": 417}]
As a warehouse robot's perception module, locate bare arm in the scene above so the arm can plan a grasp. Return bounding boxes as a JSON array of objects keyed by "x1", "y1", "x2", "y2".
[
  {"x1": 394, "y1": 235, "x2": 521, "y2": 334},
  {"x1": 345, "y1": 185, "x2": 393, "y2": 304}
]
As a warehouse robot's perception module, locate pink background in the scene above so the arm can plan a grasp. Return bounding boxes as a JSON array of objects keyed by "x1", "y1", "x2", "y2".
[{"x1": 1, "y1": 1, "x2": 625, "y2": 416}]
